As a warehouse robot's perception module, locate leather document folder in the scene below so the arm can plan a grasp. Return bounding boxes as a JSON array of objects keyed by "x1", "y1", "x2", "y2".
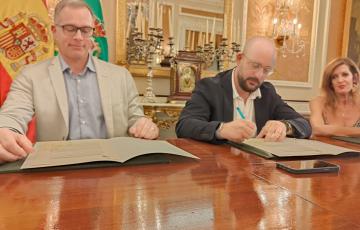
[
  {"x1": 229, "y1": 138, "x2": 360, "y2": 159},
  {"x1": 332, "y1": 136, "x2": 360, "y2": 145},
  {"x1": 0, "y1": 137, "x2": 199, "y2": 174}
]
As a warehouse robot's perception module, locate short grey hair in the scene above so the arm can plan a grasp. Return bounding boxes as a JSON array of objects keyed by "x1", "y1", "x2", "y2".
[{"x1": 54, "y1": 0, "x2": 94, "y2": 23}]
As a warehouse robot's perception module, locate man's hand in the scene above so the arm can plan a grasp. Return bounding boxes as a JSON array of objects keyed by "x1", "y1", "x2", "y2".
[
  {"x1": 218, "y1": 120, "x2": 257, "y2": 143},
  {"x1": 257, "y1": 120, "x2": 286, "y2": 142},
  {"x1": 129, "y1": 117, "x2": 159, "y2": 140},
  {"x1": 0, "y1": 128, "x2": 33, "y2": 163}
]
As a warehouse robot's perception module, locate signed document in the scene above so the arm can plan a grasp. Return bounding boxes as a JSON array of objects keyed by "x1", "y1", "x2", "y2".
[
  {"x1": 21, "y1": 137, "x2": 199, "y2": 169},
  {"x1": 229, "y1": 138, "x2": 360, "y2": 159}
]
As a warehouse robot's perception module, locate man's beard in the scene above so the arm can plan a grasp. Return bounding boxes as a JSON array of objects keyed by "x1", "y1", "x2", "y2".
[{"x1": 238, "y1": 76, "x2": 260, "y2": 93}]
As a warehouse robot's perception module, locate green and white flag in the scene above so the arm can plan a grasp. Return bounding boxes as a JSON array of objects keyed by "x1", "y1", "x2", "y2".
[{"x1": 85, "y1": 0, "x2": 109, "y2": 61}]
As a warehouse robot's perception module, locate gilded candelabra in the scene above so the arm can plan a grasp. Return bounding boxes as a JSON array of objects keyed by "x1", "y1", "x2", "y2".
[
  {"x1": 196, "y1": 38, "x2": 241, "y2": 72},
  {"x1": 127, "y1": 27, "x2": 164, "y2": 102}
]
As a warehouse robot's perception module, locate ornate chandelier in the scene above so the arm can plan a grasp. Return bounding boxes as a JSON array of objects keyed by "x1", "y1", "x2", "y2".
[{"x1": 272, "y1": 0, "x2": 305, "y2": 58}]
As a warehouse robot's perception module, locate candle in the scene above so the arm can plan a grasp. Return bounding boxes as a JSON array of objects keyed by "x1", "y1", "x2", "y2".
[
  {"x1": 237, "y1": 19, "x2": 241, "y2": 43},
  {"x1": 126, "y1": 10, "x2": 132, "y2": 38},
  {"x1": 200, "y1": 32, "x2": 203, "y2": 47},
  {"x1": 205, "y1": 19, "x2": 209, "y2": 44},
  {"x1": 159, "y1": 4, "x2": 163, "y2": 28},
  {"x1": 233, "y1": 20, "x2": 236, "y2": 43},
  {"x1": 202, "y1": 32, "x2": 206, "y2": 47},
  {"x1": 148, "y1": 0, "x2": 151, "y2": 28},
  {"x1": 272, "y1": 18, "x2": 278, "y2": 37},
  {"x1": 191, "y1": 31, "x2": 195, "y2": 50},
  {"x1": 156, "y1": 1, "x2": 160, "y2": 28},
  {"x1": 230, "y1": 0, "x2": 234, "y2": 42},
  {"x1": 135, "y1": 3, "x2": 139, "y2": 30},
  {"x1": 211, "y1": 17, "x2": 216, "y2": 43},
  {"x1": 186, "y1": 30, "x2": 191, "y2": 49},
  {"x1": 149, "y1": 0, "x2": 154, "y2": 28},
  {"x1": 293, "y1": 18, "x2": 297, "y2": 35},
  {"x1": 169, "y1": 7, "x2": 173, "y2": 37},
  {"x1": 223, "y1": 14, "x2": 227, "y2": 38},
  {"x1": 139, "y1": 2, "x2": 142, "y2": 20},
  {"x1": 176, "y1": 36, "x2": 180, "y2": 51},
  {"x1": 153, "y1": 1, "x2": 157, "y2": 28},
  {"x1": 137, "y1": 2, "x2": 143, "y2": 32},
  {"x1": 142, "y1": 17, "x2": 146, "y2": 39},
  {"x1": 297, "y1": 23, "x2": 302, "y2": 37},
  {"x1": 196, "y1": 31, "x2": 199, "y2": 48},
  {"x1": 283, "y1": 20, "x2": 288, "y2": 42}
]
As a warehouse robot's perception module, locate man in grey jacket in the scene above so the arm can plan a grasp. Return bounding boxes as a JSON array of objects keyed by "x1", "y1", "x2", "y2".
[{"x1": 0, "y1": 0, "x2": 159, "y2": 163}]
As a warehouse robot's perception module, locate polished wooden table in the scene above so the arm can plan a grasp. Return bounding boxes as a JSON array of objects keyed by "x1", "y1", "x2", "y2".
[{"x1": 0, "y1": 137, "x2": 359, "y2": 229}]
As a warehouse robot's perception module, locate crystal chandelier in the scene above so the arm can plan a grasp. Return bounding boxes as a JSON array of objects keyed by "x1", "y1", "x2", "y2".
[{"x1": 272, "y1": 0, "x2": 305, "y2": 57}]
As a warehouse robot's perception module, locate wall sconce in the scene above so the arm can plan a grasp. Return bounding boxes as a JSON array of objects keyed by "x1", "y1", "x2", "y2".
[{"x1": 272, "y1": 0, "x2": 305, "y2": 57}]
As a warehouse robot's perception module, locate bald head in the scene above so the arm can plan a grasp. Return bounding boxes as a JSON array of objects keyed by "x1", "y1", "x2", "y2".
[
  {"x1": 234, "y1": 36, "x2": 277, "y2": 93},
  {"x1": 242, "y1": 36, "x2": 276, "y2": 66}
]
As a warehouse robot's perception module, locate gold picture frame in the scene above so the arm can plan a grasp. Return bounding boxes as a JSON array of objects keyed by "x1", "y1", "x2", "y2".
[
  {"x1": 342, "y1": 0, "x2": 360, "y2": 66},
  {"x1": 342, "y1": 0, "x2": 352, "y2": 57}
]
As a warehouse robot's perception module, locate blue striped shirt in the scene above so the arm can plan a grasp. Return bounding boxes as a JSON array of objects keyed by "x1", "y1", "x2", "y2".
[{"x1": 59, "y1": 55, "x2": 107, "y2": 140}]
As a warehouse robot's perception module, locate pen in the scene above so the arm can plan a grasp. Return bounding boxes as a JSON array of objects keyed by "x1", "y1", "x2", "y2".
[{"x1": 236, "y1": 107, "x2": 246, "y2": 119}]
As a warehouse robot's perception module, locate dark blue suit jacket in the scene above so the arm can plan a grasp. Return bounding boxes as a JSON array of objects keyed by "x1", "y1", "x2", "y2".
[{"x1": 175, "y1": 69, "x2": 312, "y2": 144}]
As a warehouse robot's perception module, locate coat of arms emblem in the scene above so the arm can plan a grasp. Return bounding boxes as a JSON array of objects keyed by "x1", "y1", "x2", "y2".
[{"x1": 0, "y1": 12, "x2": 51, "y2": 73}]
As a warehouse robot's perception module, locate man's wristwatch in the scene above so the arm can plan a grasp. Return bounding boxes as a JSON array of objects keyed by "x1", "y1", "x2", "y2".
[{"x1": 280, "y1": 120, "x2": 293, "y2": 136}]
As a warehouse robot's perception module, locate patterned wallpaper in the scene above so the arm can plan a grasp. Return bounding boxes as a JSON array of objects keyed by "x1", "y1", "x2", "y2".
[{"x1": 246, "y1": 0, "x2": 314, "y2": 83}]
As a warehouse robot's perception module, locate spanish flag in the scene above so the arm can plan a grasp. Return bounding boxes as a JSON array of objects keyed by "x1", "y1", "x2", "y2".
[
  {"x1": 85, "y1": 0, "x2": 109, "y2": 61},
  {"x1": 0, "y1": 0, "x2": 54, "y2": 143}
]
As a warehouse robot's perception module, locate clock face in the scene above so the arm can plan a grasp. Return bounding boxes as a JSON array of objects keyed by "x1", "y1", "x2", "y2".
[
  {"x1": 178, "y1": 64, "x2": 196, "y2": 93},
  {"x1": 168, "y1": 51, "x2": 202, "y2": 101}
]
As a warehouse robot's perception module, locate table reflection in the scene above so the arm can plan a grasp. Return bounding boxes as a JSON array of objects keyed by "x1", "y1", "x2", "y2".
[{"x1": 0, "y1": 138, "x2": 358, "y2": 229}]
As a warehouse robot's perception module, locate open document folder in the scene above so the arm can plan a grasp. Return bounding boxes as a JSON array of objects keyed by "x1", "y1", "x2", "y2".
[
  {"x1": 332, "y1": 136, "x2": 360, "y2": 144},
  {"x1": 20, "y1": 137, "x2": 199, "y2": 169},
  {"x1": 229, "y1": 138, "x2": 360, "y2": 159}
]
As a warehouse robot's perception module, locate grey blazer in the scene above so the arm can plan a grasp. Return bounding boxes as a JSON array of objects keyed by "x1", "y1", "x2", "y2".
[{"x1": 0, "y1": 56, "x2": 144, "y2": 141}]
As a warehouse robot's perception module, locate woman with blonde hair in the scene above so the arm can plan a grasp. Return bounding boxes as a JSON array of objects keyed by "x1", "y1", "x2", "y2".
[{"x1": 310, "y1": 57, "x2": 360, "y2": 136}]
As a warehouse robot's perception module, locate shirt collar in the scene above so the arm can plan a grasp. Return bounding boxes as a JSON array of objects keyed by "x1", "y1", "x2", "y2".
[
  {"x1": 231, "y1": 68, "x2": 262, "y2": 100},
  {"x1": 59, "y1": 54, "x2": 96, "y2": 74}
]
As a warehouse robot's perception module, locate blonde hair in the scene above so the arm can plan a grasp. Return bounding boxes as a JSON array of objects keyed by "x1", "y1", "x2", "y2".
[
  {"x1": 321, "y1": 57, "x2": 360, "y2": 109},
  {"x1": 54, "y1": 0, "x2": 94, "y2": 24}
]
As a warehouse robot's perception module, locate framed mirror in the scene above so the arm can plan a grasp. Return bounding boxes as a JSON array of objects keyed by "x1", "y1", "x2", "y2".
[{"x1": 115, "y1": 0, "x2": 242, "y2": 77}]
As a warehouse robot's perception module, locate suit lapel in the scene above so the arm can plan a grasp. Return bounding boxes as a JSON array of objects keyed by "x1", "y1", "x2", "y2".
[
  {"x1": 221, "y1": 70, "x2": 234, "y2": 122},
  {"x1": 93, "y1": 58, "x2": 114, "y2": 137},
  {"x1": 48, "y1": 57, "x2": 69, "y2": 130}
]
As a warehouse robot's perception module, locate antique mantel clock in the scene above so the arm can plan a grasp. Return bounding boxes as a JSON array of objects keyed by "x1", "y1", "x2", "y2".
[{"x1": 168, "y1": 51, "x2": 202, "y2": 101}]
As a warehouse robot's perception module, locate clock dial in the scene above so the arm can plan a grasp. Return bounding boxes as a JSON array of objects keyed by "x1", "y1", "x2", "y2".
[
  {"x1": 179, "y1": 66, "x2": 196, "y2": 92},
  {"x1": 169, "y1": 51, "x2": 202, "y2": 101}
]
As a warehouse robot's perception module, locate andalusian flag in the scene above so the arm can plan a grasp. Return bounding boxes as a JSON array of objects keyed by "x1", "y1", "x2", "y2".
[
  {"x1": 0, "y1": 0, "x2": 54, "y2": 142},
  {"x1": 85, "y1": 0, "x2": 109, "y2": 61}
]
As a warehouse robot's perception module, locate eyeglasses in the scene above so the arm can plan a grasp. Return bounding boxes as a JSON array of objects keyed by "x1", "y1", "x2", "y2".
[
  {"x1": 56, "y1": 24, "x2": 94, "y2": 38},
  {"x1": 243, "y1": 54, "x2": 274, "y2": 76}
]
